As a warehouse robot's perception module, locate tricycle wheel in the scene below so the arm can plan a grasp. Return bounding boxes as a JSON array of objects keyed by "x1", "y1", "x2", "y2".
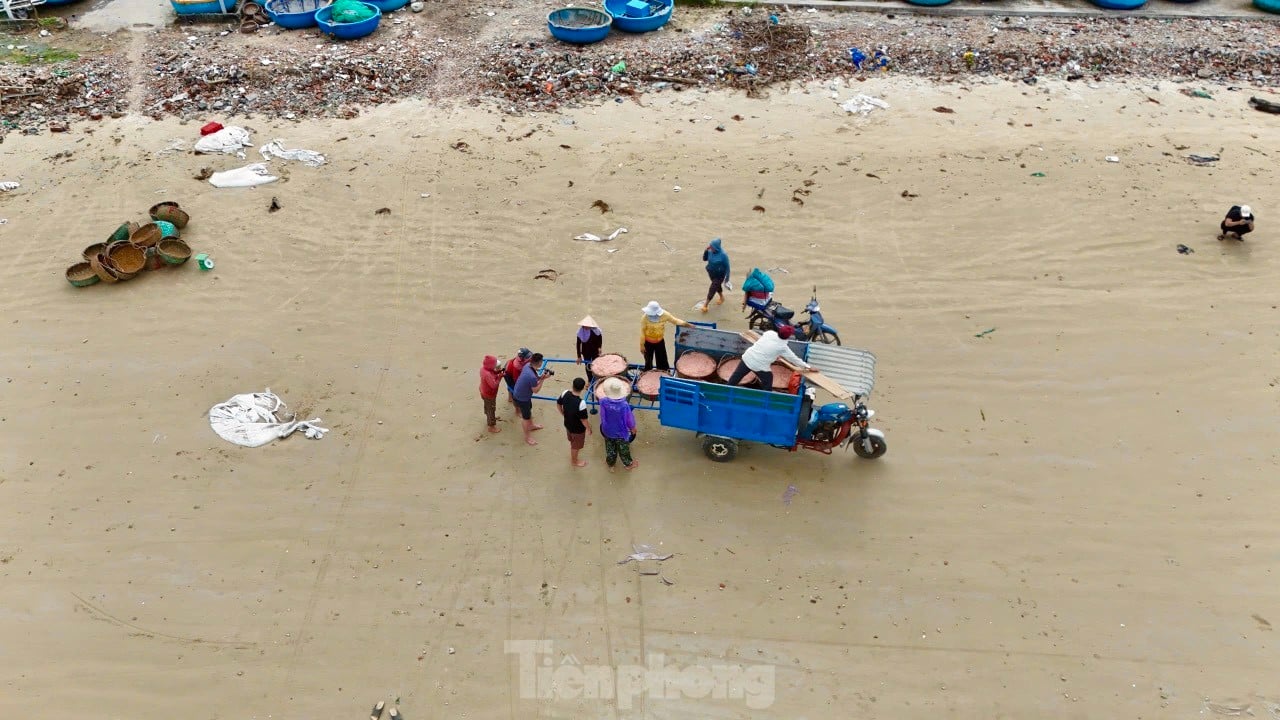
[
  {"x1": 853, "y1": 434, "x2": 887, "y2": 459},
  {"x1": 702, "y1": 436, "x2": 738, "y2": 462}
]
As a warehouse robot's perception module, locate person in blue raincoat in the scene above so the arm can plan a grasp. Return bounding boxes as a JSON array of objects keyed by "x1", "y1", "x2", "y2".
[{"x1": 700, "y1": 238, "x2": 731, "y2": 313}]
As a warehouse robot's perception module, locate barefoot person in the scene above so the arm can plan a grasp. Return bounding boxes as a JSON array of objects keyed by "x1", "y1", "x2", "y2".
[
  {"x1": 557, "y1": 377, "x2": 591, "y2": 467},
  {"x1": 504, "y1": 348, "x2": 532, "y2": 407},
  {"x1": 512, "y1": 352, "x2": 551, "y2": 446},
  {"x1": 478, "y1": 354, "x2": 504, "y2": 434},
  {"x1": 700, "y1": 238, "x2": 731, "y2": 313},
  {"x1": 597, "y1": 377, "x2": 639, "y2": 471},
  {"x1": 1219, "y1": 204, "x2": 1255, "y2": 241}
]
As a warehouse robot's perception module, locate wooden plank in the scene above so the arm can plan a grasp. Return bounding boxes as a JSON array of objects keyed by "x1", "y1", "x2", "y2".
[{"x1": 739, "y1": 331, "x2": 853, "y2": 400}]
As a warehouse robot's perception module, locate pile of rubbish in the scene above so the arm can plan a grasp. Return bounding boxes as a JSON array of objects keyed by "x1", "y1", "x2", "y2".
[{"x1": 64, "y1": 202, "x2": 205, "y2": 289}]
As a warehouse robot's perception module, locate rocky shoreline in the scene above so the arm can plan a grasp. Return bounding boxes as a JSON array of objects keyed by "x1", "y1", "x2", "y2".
[{"x1": 3, "y1": 6, "x2": 1279, "y2": 136}]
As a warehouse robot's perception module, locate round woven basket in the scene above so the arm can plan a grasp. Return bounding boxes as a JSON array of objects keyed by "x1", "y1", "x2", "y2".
[
  {"x1": 675, "y1": 350, "x2": 717, "y2": 381},
  {"x1": 107, "y1": 242, "x2": 147, "y2": 278},
  {"x1": 149, "y1": 202, "x2": 190, "y2": 229},
  {"x1": 129, "y1": 222, "x2": 163, "y2": 249},
  {"x1": 635, "y1": 369, "x2": 664, "y2": 400},
  {"x1": 89, "y1": 253, "x2": 120, "y2": 283},
  {"x1": 590, "y1": 353, "x2": 629, "y2": 378},
  {"x1": 66, "y1": 262, "x2": 100, "y2": 287},
  {"x1": 108, "y1": 221, "x2": 140, "y2": 243},
  {"x1": 769, "y1": 362, "x2": 796, "y2": 391},
  {"x1": 153, "y1": 220, "x2": 180, "y2": 239},
  {"x1": 716, "y1": 355, "x2": 757, "y2": 386},
  {"x1": 82, "y1": 242, "x2": 109, "y2": 262},
  {"x1": 156, "y1": 238, "x2": 192, "y2": 265}
]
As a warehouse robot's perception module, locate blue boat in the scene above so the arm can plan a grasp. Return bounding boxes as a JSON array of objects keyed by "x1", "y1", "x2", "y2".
[
  {"x1": 364, "y1": 0, "x2": 407, "y2": 11},
  {"x1": 316, "y1": 2, "x2": 381, "y2": 39},
  {"x1": 1253, "y1": 0, "x2": 1279, "y2": 11},
  {"x1": 43, "y1": 0, "x2": 86, "y2": 6},
  {"x1": 265, "y1": 0, "x2": 329, "y2": 28},
  {"x1": 1090, "y1": 0, "x2": 1146, "y2": 8},
  {"x1": 904, "y1": 0, "x2": 953, "y2": 5},
  {"x1": 547, "y1": 7, "x2": 611, "y2": 44},
  {"x1": 170, "y1": 0, "x2": 238, "y2": 14},
  {"x1": 603, "y1": 0, "x2": 672, "y2": 33}
]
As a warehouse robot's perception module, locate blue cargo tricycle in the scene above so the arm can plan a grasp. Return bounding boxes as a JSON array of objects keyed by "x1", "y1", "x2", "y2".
[{"x1": 534, "y1": 324, "x2": 886, "y2": 463}]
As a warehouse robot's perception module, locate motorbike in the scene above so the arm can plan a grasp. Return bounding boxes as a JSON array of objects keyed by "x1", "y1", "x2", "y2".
[
  {"x1": 746, "y1": 287, "x2": 841, "y2": 345},
  {"x1": 793, "y1": 388, "x2": 886, "y2": 459}
]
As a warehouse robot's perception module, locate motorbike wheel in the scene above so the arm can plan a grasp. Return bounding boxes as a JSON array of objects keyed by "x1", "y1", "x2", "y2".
[
  {"x1": 853, "y1": 434, "x2": 886, "y2": 459},
  {"x1": 813, "y1": 330, "x2": 841, "y2": 345},
  {"x1": 748, "y1": 316, "x2": 772, "y2": 333},
  {"x1": 702, "y1": 436, "x2": 739, "y2": 462}
]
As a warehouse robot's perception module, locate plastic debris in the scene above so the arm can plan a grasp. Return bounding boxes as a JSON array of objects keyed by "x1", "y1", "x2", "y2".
[
  {"x1": 0, "y1": 181, "x2": 19, "y2": 192},
  {"x1": 259, "y1": 140, "x2": 326, "y2": 167},
  {"x1": 208, "y1": 163, "x2": 279, "y2": 188},
  {"x1": 573, "y1": 227, "x2": 628, "y2": 242},
  {"x1": 839, "y1": 95, "x2": 890, "y2": 115},
  {"x1": 194, "y1": 126, "x2": 253, "y2": 157},
  {"x1": 618, "y1": 545, "x2": 673, "y2": 564},
  {"x1": 208, "y1": 389, "x2": 328, "y2": 447}
]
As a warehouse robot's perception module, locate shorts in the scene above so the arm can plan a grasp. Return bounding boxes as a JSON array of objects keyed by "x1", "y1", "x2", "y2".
[
  {"x1": 567, "y1": 431, "x2": 586, "y2": 450},
  {"x1": 514, "y1": 399, "x2": 533, "y2": 420}
]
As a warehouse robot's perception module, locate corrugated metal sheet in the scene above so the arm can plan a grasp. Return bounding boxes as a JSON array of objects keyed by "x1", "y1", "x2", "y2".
[{"x1": 805, "y1": 344, "x2": 876, "y2": 398}]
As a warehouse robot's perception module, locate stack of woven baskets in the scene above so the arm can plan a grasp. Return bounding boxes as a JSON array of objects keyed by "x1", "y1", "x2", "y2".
[{"x1": 65, "y1": 202, "x2": 196, "y2": 288}]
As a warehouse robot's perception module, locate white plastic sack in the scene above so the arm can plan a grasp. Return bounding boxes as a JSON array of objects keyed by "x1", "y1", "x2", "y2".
[
  {"x1": 194, "y1": 126, "x2": 253, "y2": 157},
  {"x1": 840, "y1": 95, "x2": 890, "y2": 115},
  {"x1": 209, "y1": 163, "x2": 279, "y2": 188},
  {"x1": 0, "y1": 181, "x2": 19, "y2": 192},
  {"x1": 209, "y1": 389, "x2": 328, "y2": 448},
  {"x1": 259, "y1": 140, "x2": 326, "y2": 167}
]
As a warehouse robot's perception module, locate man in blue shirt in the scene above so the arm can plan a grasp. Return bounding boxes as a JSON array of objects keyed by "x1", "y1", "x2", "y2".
[{"x1": 513, "y1": 352, "x2": 551, "y2": 446}]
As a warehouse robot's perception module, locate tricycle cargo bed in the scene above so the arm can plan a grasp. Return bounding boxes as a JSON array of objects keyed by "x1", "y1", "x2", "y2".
[{"x1": 658, "y1": 377, "x2": 802, "y2": 447}]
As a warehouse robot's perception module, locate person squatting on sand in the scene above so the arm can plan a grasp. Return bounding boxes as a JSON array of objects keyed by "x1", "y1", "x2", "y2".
[{"x1": 1219, "y1": 204, "x2": 1255, "y2": 241}]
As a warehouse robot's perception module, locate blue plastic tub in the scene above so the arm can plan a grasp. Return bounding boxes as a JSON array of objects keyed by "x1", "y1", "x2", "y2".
[
  {"x1": 316, "y1": 2, "x2": 381, "y2": 39},
  {"x1": 547, "y1": 7, "x2": 611, "y2": 44},
  {"x1": 265, "y1": 0, "x2": 329, "y2": 28},
  {"x1": 904, "y1": 0, "x2": 953, "y2": 5},
  {"x1": 603, "y1": 0, "x2": 672, "y2": 32},
  {"x1": 1090, "y1": 0, "x2": 1146, "y2": 8},
  {"x1": 170, "y1": 0, "x2": 237, "y2": 14},
  {"x1": 43, "y1": 0, "x2": 85, "y2": 5},
  {"x1": 365, "y1": 0, "x2": 408, "y2": 11}
]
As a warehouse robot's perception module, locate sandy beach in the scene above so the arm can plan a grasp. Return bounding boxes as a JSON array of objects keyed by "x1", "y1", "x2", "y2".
[{"x1": 1, "y1": 74, "x2": 1279, "y2": 718}]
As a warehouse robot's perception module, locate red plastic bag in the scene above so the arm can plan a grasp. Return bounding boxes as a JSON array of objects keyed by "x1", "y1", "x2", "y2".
[{"x1": 200, "y1": 122, "x2": 224, "y2": 136}]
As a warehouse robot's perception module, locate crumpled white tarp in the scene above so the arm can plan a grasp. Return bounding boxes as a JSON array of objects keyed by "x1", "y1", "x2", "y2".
[
  {"x1": 194, "y1": 126, "x2": 253, "y2": 157},
  {"x1": 574, "y1": 227, "x2": 628, "y2": 242},
  {"x1": 840, "y1": 95, "x2": 890, "y2": 115},
  {"x1": 209, "y1": 163, "x2": 279, "y2": 188},
  {"x1": 0, "y1": 181, "x2": 19, "y2": 192},
  {"x1": 209, "y1": 389, "x2": 328, "y2": 447},
  {"x1": 259, "y1": 140, "x2": 326, "y2": 167}
]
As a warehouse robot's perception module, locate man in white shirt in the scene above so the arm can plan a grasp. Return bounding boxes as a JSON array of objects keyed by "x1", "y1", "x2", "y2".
[{"x1": 728, "y1": 326, "x2": 812, "y2": 390}]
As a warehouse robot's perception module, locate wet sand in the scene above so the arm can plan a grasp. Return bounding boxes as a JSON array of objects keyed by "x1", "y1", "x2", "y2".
[{"x1": 0, "y1": 78, "x2": 1277, "y2": 718}]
